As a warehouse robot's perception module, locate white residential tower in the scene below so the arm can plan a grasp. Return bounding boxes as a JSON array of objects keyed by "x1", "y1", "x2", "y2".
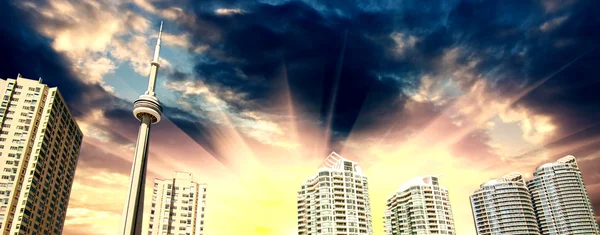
[
  {"x1": 148, "y1": 172, "x2": 207, "y2": 235},
  {"x1": 470, "y1": 172, "x2": 540, "y2": 235},
  {"x1": 297, "y1": 152, "x2": 373, "y2": 235},
  {"x1": 527, "y1": 155, "x2": 599, "y2": 235},
  {"x1": 384, "y1": 175, "x2": 455, "y2": 235}
]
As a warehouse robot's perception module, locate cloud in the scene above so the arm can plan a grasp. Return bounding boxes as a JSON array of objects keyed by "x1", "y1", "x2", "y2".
[
  {"x1": 17, "y1": 0, "x2": 149, "y2": 84},
  {"x1": 5, "y1": 0, "x2": 600, "y2": 234},
  {"x1": 215, "y1": 8, "x2": 244, "y2": 15},
  {"x1": 161, "y1": 32, "x2": 209, "y2": 53},
  {"x1": 162, "y1": 1, "x2": 425, "y2": 147},
  {"x1": 391, "y1": 32, "x2": 419, "y2": 57},
  {"x1": 540, "y1": 15, "x2": 569, "y2": 32},
  {"x1": 0, "y1": 0, "x2": 116, "y2": 117},
  {"x1": 164, "y1": 79, "x2": 301, "y2": 150},
  {"x1": 16, "y1": 0, "x2": 178, "y2": 85},
  {"x1": 132, "y1": 0, "x2": 184, "y2": 20},
  {"x1": 541, "y1": 0, "x2": 577, "y2": 13},
  {"x1": 149, "y1": 0, "x2": 600, "y2": 174}
]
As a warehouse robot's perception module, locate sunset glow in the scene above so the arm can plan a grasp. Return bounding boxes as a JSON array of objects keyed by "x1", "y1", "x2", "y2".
[{"x1": 0, "y1": 0, "x2": 599, "y2": 234}]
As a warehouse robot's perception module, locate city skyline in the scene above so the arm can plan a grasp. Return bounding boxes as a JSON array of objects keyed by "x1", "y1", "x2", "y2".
[{"x1": 1, "y1": 0, "x2": 600, "y2": 234}]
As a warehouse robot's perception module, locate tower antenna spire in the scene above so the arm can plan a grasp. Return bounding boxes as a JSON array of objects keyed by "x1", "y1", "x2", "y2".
[
  {"x1": 146, "y1": 21, "x2": 163, "y2": 95},
  {"x1": 153, "y1": 21, "x2": 163, "y2": 63}
]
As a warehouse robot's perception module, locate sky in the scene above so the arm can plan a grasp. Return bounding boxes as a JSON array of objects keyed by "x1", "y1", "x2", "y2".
[{"x1": 0, "y1": 0, "x2": 599, "y2": 234}]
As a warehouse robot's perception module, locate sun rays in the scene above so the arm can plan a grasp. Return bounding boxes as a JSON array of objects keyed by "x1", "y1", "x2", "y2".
[{"x1": 34, "y1": 0, "x2": 600, "y2": 233}]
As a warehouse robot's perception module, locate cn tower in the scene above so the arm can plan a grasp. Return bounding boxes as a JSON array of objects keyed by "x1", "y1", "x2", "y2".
[{"x1": 119, "y1": 22, "x2": 164, "y2": 235}]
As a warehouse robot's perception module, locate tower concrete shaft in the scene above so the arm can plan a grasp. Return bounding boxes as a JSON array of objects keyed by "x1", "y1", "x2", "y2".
[{"x1": 119, "y1": 22, "x2": 164, "y2": 235}]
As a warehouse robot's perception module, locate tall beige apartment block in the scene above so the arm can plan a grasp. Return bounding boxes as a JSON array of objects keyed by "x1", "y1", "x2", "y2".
[
  {"x1": 0, "y1": 75, "x2": 83, "y2": 235},
  {"x1": 384, "y1": 175, "x2": 456, "y2": 235},
  {"x1": 148, "y1": 172, "x2": 207, "y2": 235},
  {"x1": 297, "y1": 152, "x2": 373, "y2": 235}
]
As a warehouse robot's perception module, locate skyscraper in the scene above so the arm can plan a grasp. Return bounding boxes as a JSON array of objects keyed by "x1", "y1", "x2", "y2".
[
  {"x1": 470, "y1": 172, "x2": 540, "y2": 235},
  {"x1": 0, "y1": 75, "x2": 83, "y2": 234},
  {"x1": 148, "y1": 172, "x2": 207, "y2": 235},
  {"x1": 527, "y1": 155, "x2": 599, "y2": 235},
  {"x1": 297, "y1": 152, "x2": 373, "y2": 235},
  {"x1": 384, "y1": 175, "x2": 455, "y2": 235}
]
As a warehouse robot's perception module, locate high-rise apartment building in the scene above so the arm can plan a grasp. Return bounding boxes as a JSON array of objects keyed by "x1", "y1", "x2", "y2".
[
  {"x1": 0, "y1": 75, "x2": 83, "y2": 235},
  {"x1": 527, "y1": 155, "x2": 599, "y2": 235},
  {"x1": 384, "y1": 175, "x2": 455, "y2": 235},
  {"x1": 297, "y1": 152, "x2": 373, "y2": 235},
  {"x1": 470, "y1": 172, "x2": 540, "y2": 235},
  {"x1": 148, "y1": 172, "x2": 207, "y2": 235}
]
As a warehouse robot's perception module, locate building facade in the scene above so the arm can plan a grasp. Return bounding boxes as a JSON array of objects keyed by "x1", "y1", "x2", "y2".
[
  {"x1": 527, "y1": 155, "x2": 599, "y2": 235},
  {"x1": 470, "y1": 172, "x2": 540, "y2": 235},
  {"x1": 297, "y1": 152, "x2": 373, "y2": 235},
  {"x1": 148, "y1": 172, "x2": 207, "y2": 235},
  {"x1": 0, "y1": 75, "x2": 83, "y2": 235},
  {"x1": 384, "y1": 175, "x2": 455, "y2": 235}
]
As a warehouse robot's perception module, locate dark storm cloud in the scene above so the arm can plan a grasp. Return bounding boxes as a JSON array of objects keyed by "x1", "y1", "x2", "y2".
[
  {"x1": 148, "y1": 0, "x2": 600, "y2": 170},
  {"x1": 158, "y1": 0, "x2": 443, "y2": 142},
  {"x1": 446, "y1": 0, "x2": 600, "y2": 154},
  {"x1": 167, "y1": 69, "x2": 192, "y2": 82},
  {"x1": 0, "y1": 0, "x2": 225, "y2": 163},
  {"x1": 0, "y1": 0, "x2": 114, "y2": 117}
]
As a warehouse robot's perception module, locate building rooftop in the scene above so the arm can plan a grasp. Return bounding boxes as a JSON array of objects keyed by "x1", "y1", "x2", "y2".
[
  {"x1": 395, "y1": 174, "x2": 442, "y2": 194},
  {"x1": 319, "y1": 151, "x2": 361, "y2": 171},
  {"x1": 535, "y1": 155, "x2": 577, "y2": 171},
  {"x1": 481, "y1": 172, "x2": 523, "y2": 187}
]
